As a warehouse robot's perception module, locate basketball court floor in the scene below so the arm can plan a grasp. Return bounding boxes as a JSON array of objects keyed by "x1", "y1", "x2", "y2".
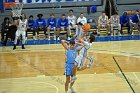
[{"x1": 0, "y1": 40, "x2": 140, "y2": 93}]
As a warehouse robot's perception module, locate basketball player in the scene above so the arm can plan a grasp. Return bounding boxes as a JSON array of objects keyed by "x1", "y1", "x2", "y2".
[
  {"x1": 47, "y1": 13, "x2": 57, "y2": 40},
  {"x1": 67, "y1": 9, "x2": 77, "y2": 35},
  {"x1": 13, "y1": 13, "x2": 28, "y2": 50},
  {"x1": 98, "y1": 11, "x2": 109, "y2": 35},
  {"x1": 71, "y1": 34, "x2": 95, "y2": 82},
  {"x1": 110, "y1": 12, "x2": 121, "y2": 35},
  {"x1": 61, "y1": 40, "x2": 77, "y2": 93}
]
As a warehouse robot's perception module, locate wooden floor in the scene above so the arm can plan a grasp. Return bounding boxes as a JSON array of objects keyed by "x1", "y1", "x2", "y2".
[{"x1": 0, "y1": 40, "x2": 140, "y2": 93}]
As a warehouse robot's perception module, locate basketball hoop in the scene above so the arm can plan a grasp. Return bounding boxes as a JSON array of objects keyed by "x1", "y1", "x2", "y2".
[{"x1": 4, "y1": 2, "x2": 23, "y2": 18}]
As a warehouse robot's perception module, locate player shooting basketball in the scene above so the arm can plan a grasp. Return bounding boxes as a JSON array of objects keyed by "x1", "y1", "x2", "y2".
[{"x1": 71, "y1": 28, "x2": 95, "y2": 82}]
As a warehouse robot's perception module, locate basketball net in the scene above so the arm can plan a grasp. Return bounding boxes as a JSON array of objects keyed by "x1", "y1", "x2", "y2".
[{"x1": 4, "y1": 2, "x2": 23, "y2": 18}]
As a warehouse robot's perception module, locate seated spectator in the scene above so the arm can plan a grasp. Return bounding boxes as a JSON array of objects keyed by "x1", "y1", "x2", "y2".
[
  {"x1": 98, "y1": 11, "x2": 109, "y2": 35},
  {"x1": 130, "y1": 10, "x2": 140, "y2": 34},
  {"x1": 57, "y1": 14, "x2": 70, "y2": 40},
  {"x1": 3, "y1": 18, "x2": 17, "y2": 46},
  {"x1": 47, "y1": 13, "x2": 57, "y2": 40},
  {"x1": 77, "y1": 13, "x2": 87, "y2": 25},
  {"x1": 36, "y1": 14, "x2": 46, "y2": 38},
  {"x1": 1, "y1": 17, "x2": 11, "y2": 41},
  {"x1": 27, "y1": 15, "x2": 36, "y2": 40},
  {"x1": 67, "y1": 9, "x2": 77, "y2": 33},
  {"x1": 110, "y1": 12, "x2": 121, "y2": 35},
  {"x1": 120, "y1": 12, "x2": 130, "y2": 35}
]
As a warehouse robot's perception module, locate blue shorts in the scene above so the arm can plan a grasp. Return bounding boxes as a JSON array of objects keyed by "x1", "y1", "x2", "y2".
[{"x1": 64, "y1": 63, "x2": 74, "y2": 76}]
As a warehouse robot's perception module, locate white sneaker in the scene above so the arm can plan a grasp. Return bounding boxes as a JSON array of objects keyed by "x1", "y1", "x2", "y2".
[
  {"x1": 33, "y1": 36, "x2": 36, "y2": 40},
  {"x1": 70, "y1": 76, "x2": 77, "y2": 83},
  {"x1": 68, "y1": 37, "x2": 71, "y2": 40},
  {"x1": 48, "y1": 36, "x2": 50, "y2": 40},
  {"x1": 57, "y1": 37, "x2": 60, "y2": 40},
  {"x1": 25, "y1": 37, "x2": 27, "y2": 41},
  {"x1": 70, "y1": 87, "x2": 76, "y2": 93},
  {"x1": 54, "y1": 36, "x2": 56, "y2": 40},
  {"x1": 87, "y1": 57, "x2": 94, "y2": 68}
]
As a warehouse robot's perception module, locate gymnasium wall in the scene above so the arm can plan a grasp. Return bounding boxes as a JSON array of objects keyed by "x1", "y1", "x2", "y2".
[
  {"x1": 116, "y1": 0, "x2": 140, "y2": 5},
  {"x1": 0, "y1": 0, "x2": 140, "y2": 31},
  {"x1": 0, "y1": 0, "x2": 103, "y2": 30},
  {"x1": 116, "y1": 0, "x2": 140, "y2": 15}
]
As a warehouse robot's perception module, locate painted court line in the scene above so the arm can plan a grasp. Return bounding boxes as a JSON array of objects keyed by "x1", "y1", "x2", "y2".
[
  {"x1": 34, "y1": 81, "x2": 59, "y2": 93},
  {"x1": 133, "y1": 72, "x2": 140, "y2": 84}
]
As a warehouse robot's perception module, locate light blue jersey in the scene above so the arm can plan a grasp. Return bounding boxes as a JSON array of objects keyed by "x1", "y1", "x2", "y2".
[
  {"x1": 65, "y1": 47, "x2": 76, "y2": 76},
  {"x1": 66, "y1": 48, "x2": 76, "y2": 64}
]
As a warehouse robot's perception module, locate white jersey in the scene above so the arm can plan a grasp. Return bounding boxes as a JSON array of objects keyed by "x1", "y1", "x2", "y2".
[
  {"x1": 75, "y1": 41, "x2": 92, "y2": 67},
  {"x1": 112, "y1": 15, "x2": 119, "y2": 25},
  {"x1": 78, "y1": 41, "x2": 92, "y2": 57},
  {"x1": 99, "y1": 16, "x2": 108, "y2": 25},
  {"x1": 18, "y1": 19, "x2": 27, "y2": 31},
  {"x1": 77, "y1": 17, "x2": 87, "y2": 25},
  {"x1": 68, "y1": 15, "x2": 76, "y2": 25}
]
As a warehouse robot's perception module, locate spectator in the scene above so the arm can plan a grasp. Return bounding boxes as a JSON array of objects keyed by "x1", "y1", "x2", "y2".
[
  {"x1": 3, "y1": 18, "x2": 17, "y2": 46},
  {"x1": 57, "y1": 14, "x2": 70, "y2": 40},
  {"x1": 47, "y1": 13, "x2": 57, "y2": 40},
  {"x1": 77, "y1": 13, "x2": 87, "y2": 25},
  {"x1": 1, "y1": 17, "x2": 11, "y2": 41},
  {"x1": 130, "y1": 10, "x2": 140, "y2": 34},
  {"x1": 36, "y1": 14, "x2": 46, "y2": 38},
  {"x1": 120, "y1": 12, "x2": 130, "y2": 35},
  {"x1": 67, "y1": 9, "x2": 77, "y2": 34},
  {"x1": 110, "y1": 12, "x2": 121, "y2": 35},
  {"x1": 98, "y1": 11, "x2": 109, "y2": 35},
  {"x1": 27, "y1": 15, "x2": 36, "y2": 40}
]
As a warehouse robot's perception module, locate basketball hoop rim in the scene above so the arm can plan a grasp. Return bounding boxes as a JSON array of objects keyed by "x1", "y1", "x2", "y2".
[{"x1": 4, "y1": 2, "x2": 24, "y2": 9}]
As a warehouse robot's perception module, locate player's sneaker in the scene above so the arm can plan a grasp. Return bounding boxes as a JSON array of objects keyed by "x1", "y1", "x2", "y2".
[
  {"x1": 13, "y1": 44, "x2": 16, "y2": 50},
  {"x1": 33, "y1": 36, "x2": 36, "y2": 40},
  {"x1": 54, "y1": 36, "x2": 56, "y2": 40},
  {"x1": 67, "y1": 37, "x2": 71, "y2": 40},
  {"x1": 22, "y1": 44, "x2": 25, "y2": 49},
  {"x1": 57, "y1": 37, "x2": 60, "y2": 40},
  {"x1": 87, "y1": 57, "x2": 94, "y2": 68},
  {"x1": 48, "y1": 36, "x2": 50, "y2": 40},
  {"x1": 25, "y1": 37, "x2": 27, "y2": 41},
  {"x1": 70, "y1": 87, "x2": 76, "y2": 93},
  {"x1": 70, "y1": 76, "x2": 77, "y2": 83}
]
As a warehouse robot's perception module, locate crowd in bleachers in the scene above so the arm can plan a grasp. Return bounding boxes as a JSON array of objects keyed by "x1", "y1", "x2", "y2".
[{"x1": 1, "y1": 9, "x2": 140, "y2": 46}]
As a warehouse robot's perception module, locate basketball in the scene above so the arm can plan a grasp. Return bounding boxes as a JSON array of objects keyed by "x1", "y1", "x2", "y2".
[{"x1": 82, "y1": 23, "x2": 91, "y2": 32}]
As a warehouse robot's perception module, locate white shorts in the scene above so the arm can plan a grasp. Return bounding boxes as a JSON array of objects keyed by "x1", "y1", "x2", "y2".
[
  {"x1": 69, "y1": 25, "x2": 77, "y2": 29},
  {"x1": 75, "y1": 55, "x2": 86, "y2": 67},
  {"x1": 16, "y1": 30, "x2": 26, "y2": 37}
]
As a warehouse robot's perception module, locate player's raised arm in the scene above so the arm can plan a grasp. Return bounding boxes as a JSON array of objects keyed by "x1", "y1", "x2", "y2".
[{"x1": 61, "y1": 40, "x2": 69, "y2": 50}]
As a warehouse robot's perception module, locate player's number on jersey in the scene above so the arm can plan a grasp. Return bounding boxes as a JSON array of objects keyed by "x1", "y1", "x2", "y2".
[{"x1": 22, "y1": 24, "x2": 25, "y2": 28}]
